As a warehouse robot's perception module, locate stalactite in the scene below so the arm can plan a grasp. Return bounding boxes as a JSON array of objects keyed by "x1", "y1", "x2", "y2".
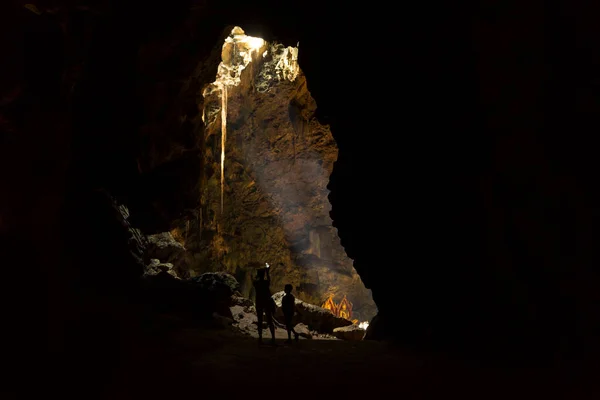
[
  {"x1": 220, "y1": 83, "x2": 228, "y2": 214},
  {"x1": 201, "y1": 26, "x2": 298, "y2": 228}
]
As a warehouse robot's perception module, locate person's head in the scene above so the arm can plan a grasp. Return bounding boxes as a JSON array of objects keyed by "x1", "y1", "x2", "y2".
[
  {"x1": 256, "y1": 268, "x2": 266, "y2": 280},
  {"x1": 284, "y1": 284, "x2": 293, "y2": 294}
]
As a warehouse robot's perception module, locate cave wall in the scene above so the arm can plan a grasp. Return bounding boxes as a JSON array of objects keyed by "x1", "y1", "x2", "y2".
[
  {"x1": 3, "y1": 0, "x2": 600, "y2": 376},
  {"x1": 316, "y1": 2, "x2": 600, "y2": 365},
  {"x1": 160, "y1": 30, "x2": 375, "y2": 320},
  {"x1": 0, "y1": 1, "x2": 378, "y2": 331}
]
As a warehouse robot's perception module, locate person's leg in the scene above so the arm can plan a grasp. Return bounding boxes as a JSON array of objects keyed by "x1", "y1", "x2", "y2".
[
  {"x1": 265, "y1": 309, "x2": 275, "y2": 344},
  {"x1": 256, "y1": 307, "x2": 264, "y2": 343},
  {"x1": 288, "y1": 315, "x2": 299, "y2": 341},
  {"x1": 284, "y1": 315, "x2": 292, "y2": 341}
]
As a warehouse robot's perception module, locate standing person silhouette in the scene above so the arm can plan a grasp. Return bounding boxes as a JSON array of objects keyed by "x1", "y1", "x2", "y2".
[
  {"x1": 253, "y1": 264, "x2": 275, "y2": 345},
  {"x1": 282, "y1": 284, "x2": 299, "y2": 343}
]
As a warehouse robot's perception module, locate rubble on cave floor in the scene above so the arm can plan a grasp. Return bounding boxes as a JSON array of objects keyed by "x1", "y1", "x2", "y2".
[
  {"x1": 141, "y1": 270, "x2": 355, "y2": 341},
  {"x1": 109, "y1": 273, "x2": 594, "y2": 399},
  {"x1": 228, "y1": 298, "x2": 340, "y2": 341}
]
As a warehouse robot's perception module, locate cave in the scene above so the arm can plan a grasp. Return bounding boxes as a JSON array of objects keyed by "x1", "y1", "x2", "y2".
[
  {"x1": 164, "y1": 26, "x2": 376, "y2": 322},
  {"x1": 3, "y1": 0, "x2": 600, "y2": 398}
]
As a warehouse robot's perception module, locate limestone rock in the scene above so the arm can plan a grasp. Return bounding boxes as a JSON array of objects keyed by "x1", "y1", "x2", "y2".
[
  {"x1": 146, "y1": 232, "x2": 186, "y2": 265},
  {"x1": 231, "y1": 295, "x2": 255, "y2": 310},
  {"x1": 271, "y1": 291, "x2": 352, "y2": 333},
  {"x1": 191, "y1": 272, "x2": 240, "y2": 295},
  {"x1": 333, "y1": 325, "x2": 366, "y2": 341},
  {"x1": 293, "y1": 323, "x2": 312, "y2": 339},
  {"x1": 162, "y1": 28, "x2": 376, "y2": 322},
  {"x1": 144, "y1": 258, "x2": 179, "y2": 279},
  {"x1": 115, "y1": 202, "x2": 149, "y2": 267}
]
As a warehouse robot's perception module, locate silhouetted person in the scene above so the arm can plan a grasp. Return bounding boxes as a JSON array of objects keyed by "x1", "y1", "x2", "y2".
[
  {"x1": 282, "y1": 284, "x2": 299, "y2": 343},
  {"x1": 253, "y1": 266, "x2": 275, "y2": 345}
]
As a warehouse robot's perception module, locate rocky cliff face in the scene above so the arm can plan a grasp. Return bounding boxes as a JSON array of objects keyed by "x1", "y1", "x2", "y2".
[
  {"x1": 160, "y1": 28, "x2": 375, "y2": 320},
  {"x1": 0, "y1": 1, "x2": 376, "y2": 327}
]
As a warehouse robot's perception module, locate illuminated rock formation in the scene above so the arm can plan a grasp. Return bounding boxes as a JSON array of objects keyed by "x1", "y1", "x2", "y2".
[{"x1": 161, "y1": 26, "x2": 377, "y2": 321}]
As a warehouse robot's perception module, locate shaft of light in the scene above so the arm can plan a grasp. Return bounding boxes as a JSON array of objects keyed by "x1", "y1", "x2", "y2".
[{"x1": 220, "y1": 83, "x2": 227, "y2": 214}]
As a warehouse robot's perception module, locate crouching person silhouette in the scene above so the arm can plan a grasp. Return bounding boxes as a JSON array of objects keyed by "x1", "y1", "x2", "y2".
[
  {"x1": 282, "y1": 284, "x2": 299, "y2": 343},
  {"x1": 253, "y1": 265, "x2": 276, "y2": 345}
]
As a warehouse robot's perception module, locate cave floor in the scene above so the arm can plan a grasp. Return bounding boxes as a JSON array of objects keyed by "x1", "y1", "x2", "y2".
[{"x1": 101, "y1": 321, "x2": 598, "y2": 400}]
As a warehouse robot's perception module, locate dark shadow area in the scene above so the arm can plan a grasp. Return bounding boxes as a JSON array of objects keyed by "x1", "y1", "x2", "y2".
[{"x1": 1, "y1": 0, "x2": 600, "y2": 398}]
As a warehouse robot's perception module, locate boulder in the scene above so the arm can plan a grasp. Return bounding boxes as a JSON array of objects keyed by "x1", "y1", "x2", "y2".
[
  {"x1": 140, "y1": 271, "x2": 239, "y2": 320},
  {"x1": 271, "y1": 291, "x2": 353, "y2": 333},
  {"x1": 231, "y1": 295, "x2": 255, "y2": 309},
  {"x1": 333, "y1": 325, "x2": 366, "y2": 341},
  {"x1": 189, "y1": 272, "x2": 240, "y2": 318},
  {"x1": 144, "y1": 259, "x2": 179, "y2": 279},
  {"x1": 294, "y1": 323, "x2": 312, "y2": 339},
  {"x1": 146, "y1": 232, "x2": 186, "y2": 265},
  {"x1": 191, "y1": 272, "x2": 240, "y2": 295}
]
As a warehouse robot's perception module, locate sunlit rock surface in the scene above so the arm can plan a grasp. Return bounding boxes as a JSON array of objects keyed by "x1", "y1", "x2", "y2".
[
  {"x1": 333, "y1": 325, "x2": 366, "y2": 341},
  {"x1": 158, "y1": 27, "x2": 376, "y2": 321}
]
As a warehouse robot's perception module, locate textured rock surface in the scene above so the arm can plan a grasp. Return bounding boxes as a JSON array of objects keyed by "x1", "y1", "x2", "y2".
[
  {"x1": 271, "y1": 291, "x2": 353, "y2": 333},
  {"x1": 333, "y1": 325, "x2": 366, "y2": 341},
  {"x1": 144, "y1": 259, "x2": 179, "y2": 279},
  {"x1": 147, "y1": 232, "x2": 185, "y2": 259},
  {"x1": 160, "y1": 29, "x2": 375, "y2": 320},
  {"x1": 293, "y1": 323, "x2": 313, "y2": 339},
  {"x1": 190, "y1": 271, "x2": 240, "y2": 295},
  {"x1": 146, "y1": 232, "x2": 188, "y2": 275},
  {"x1": 8, "y1": 3, "x2": 600, "y2": 388}
]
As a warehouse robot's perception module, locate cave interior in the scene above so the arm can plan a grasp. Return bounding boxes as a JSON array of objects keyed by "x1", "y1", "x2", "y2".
[{"x1": 2, "y1": 0, "x2": 600, "y2": 397}]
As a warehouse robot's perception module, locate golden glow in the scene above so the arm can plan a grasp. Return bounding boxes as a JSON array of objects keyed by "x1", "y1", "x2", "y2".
[
  {"x1": 322, "y1": 294, "x2": 338, "y2": 315},
  {"x1": 321, "y1": 294, "x2": 354, "y2": 321},
  {"x1": 220, "y1": 83, "x2": 227, "y2": 213},
  {"x1": 169, "y1": 226, "x2": 186, "y2": 246},
  {"x1": 202, "y1": 26, "x2": 299, "y2": 214},
  {"x1": 275, "y1": 46, "x2": 299, "y2": 82},
  {"x1": 338, "y1": 296, "x2": 351, "y2": 320},
  {"x1": 217, "y1": 27, "x2": 266, "y2": 87},
  {"x1": 202, "y1": 27, "x2": 270, "y2": 213},
  {"x1": 246, "y1": 37, "x2": 266, "y2": 53}
]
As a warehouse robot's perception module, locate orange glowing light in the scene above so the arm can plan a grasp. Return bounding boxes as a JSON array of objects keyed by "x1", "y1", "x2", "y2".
[{"x1": 321, "y1": 294, "x2": 353, "y2": 321}]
